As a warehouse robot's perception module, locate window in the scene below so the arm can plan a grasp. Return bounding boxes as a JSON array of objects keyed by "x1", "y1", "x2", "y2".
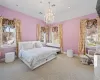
[
  {"x1": 86, "y1": 19, "x2": 97, "y2": 47},
  {"x1": 41, "y1": 32, "x2": 46, "y2": 43},
  {"x1": 2, "y1": 25, "x2": 16, "y2": 47},
  {"x1": 51, "y1": 27, "x2": 59, "y2": 44},
  {"x1": 40, "y1": 27, "x2": 46, "y2": 43}
]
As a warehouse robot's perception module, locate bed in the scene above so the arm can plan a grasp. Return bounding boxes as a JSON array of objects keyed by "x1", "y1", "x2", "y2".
[{"x1": 18, "y1": 41, "x2": 60, "y2": 70}]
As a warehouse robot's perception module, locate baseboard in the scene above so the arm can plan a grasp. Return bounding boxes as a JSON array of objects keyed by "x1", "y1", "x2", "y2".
[
  {"x1": 62, "y1": 51, "x2": 66, "y2": 54},
  {"x1": 74, "y1": 54, "x2": 78, "y2": 57}
]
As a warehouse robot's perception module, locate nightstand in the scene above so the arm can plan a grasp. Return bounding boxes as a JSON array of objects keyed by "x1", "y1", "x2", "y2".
[{"x1": 5, "y1": 52, "x2": 15, "y2": 63}]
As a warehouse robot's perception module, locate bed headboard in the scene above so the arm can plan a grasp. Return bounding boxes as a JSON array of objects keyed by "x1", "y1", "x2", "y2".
[
  {"x1": 18, "y1": 41, "x2": 45, "y2": 51},
  {"x1": 19, "y1": 41, "x2": 33, "y2": 51}
]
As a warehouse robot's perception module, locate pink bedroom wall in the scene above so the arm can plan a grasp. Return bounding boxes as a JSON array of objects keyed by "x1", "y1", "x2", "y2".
[
  {"x1": 0, "y1": 6, "x2": 45, "y2": 57},
  {"x1": 0, "y1": 5, "x2": 98, "y2": 55},
  {"x1": 53, "y1": 13, "x2": 98, "y2": 54},
  {"x1": 0, "y1": 5, "x2": 45, "y2": 41}
]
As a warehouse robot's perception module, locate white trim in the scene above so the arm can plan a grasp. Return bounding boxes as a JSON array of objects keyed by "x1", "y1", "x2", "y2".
[
  {"x1": 63, "y1": 51, "x2": 67, "y2": 54},
  {"x1": 74, "y1": 54, "x2": 78, "y2": 57}
]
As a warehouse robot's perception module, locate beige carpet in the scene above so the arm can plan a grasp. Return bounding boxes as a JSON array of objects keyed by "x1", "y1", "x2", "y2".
[{"x1": 0, "y1": 54, "x2": 94, "y2": 80}]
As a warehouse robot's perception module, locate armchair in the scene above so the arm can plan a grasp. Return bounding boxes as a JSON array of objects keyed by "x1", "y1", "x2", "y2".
[
  {"x1": 87, "y1": 45, "x2": 100, "y2": 64},
  {"x1": 88, "y1": 45, "x2": 100, "y2": 55},
  {"x1": 80, "y1": 46, "x2": 100, "y2": 65}
]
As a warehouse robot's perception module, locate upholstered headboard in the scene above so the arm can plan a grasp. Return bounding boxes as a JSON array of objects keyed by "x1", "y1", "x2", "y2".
[
  {"x1": 18, "y1": 41, "x2": 45, "y2": 51},
  {"x1": 19, "y1": 41, "x2": 34, "y2": 51},
  {"x1": 18, "y1": 41, "x2": 35, "y2": 57}
]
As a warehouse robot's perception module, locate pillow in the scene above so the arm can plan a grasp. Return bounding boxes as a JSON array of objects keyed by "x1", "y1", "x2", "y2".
[
  {"x1": 22, "y1": 42, "x2": 34, "y2": 50},
  {"x1": 46, "y1": 43, "x2": 60, "y2": 48},
  {"x1": 35, "y1": 41, "x2": 43, "y2": 48}
]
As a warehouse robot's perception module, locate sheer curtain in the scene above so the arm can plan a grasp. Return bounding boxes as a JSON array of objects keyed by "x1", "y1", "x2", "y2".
[{"x1": 14, "y1": 19, "x2": 21, "y2": 56}]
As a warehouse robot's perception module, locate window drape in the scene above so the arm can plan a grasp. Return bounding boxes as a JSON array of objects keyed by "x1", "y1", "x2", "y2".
[
  {"x1": 58, "y1": 24, "x2": 63, "y2": 52},
  {"x1": 0, "y1": 17, "x2": 3, "y2": 46},
  {"x1": 36, "y1": 24, "x2": 49, "y2": 43},
  {"x1": 78, "y1": 18, "x2": 100, "y2": 55},
  {"x1": 14, "y1": 19, "x2": 21, "y2": 56},
  {"x1": 97, "y1": 17, "x2": 100, "y2": 44},
  {"x1": 78, "y1": 19, "x2": 88, "y2": 55},
  {"x1": 86, "y1": 19, "x2": 97, "y2": 47},
  {"x1": 0, "y1": 17, "x2": 21, "y2": 57},
  {"x1": 36, "y1": 24, "x2": 63, "y2": 53},
  {"x1": 36, "y1": 24, "x2": 41, "y2": 41}
]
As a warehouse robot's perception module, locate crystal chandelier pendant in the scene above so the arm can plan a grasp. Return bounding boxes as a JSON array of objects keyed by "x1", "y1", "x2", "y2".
[{"x1": 44, "y1": 2, "x2": 55, "y2": 24}]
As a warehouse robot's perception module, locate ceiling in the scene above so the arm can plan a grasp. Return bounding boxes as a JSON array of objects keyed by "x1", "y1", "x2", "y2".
[{"x1": 0, "y1": 0, "x2": 97, "y2": 22}]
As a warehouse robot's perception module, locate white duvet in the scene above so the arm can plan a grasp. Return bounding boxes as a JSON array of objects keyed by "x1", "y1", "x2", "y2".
[{"x1": 20, "y1": 47, "x2": 60, "y2": 65}]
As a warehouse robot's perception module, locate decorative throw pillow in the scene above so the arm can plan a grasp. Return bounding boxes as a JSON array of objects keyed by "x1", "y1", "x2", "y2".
[
  {"x1": 22, "y1": 42, "x2": 34, "y2": 50},
  {"x1": 35, "y1": 41, "x2": 43, "y2": 48}
]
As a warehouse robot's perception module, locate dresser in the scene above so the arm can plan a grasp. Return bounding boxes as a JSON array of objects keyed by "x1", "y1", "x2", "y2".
[{"x1": 94, "y1": 54, "x2": 100, "y2": 79}]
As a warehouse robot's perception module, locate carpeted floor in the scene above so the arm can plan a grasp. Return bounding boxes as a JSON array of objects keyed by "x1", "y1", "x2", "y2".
[{"x1": 0, "y1": 54, "x2": 94, "y2": 80}]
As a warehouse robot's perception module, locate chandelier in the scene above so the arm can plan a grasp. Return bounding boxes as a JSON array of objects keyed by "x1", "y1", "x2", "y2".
[{"x1": 44, "y1": 2, "x2": 55, "y2": 24}]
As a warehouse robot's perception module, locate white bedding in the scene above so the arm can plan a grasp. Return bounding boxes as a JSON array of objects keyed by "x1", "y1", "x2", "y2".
[{"x1": 20, "y1": 47, "x2": 60, "y2": 66}]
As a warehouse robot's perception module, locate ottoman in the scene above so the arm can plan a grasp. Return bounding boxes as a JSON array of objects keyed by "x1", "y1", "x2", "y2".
[
  {"x1": 67, "y1": 49, "x2": 73, "y2": 57},
  {"x1": 5, "y1": 52, "x2": 15, "y2": 63}
]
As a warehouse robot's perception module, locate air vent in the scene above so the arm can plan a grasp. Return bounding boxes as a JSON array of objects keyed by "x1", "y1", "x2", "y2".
[
  {"x1": 40, "y1": 1, "x2": 42, "y2": 3},
  {"x1": 39, "y1": 12, "x2": 43, "y2": 14},
  {"x1": 52, "y1": 4, "x2": 56, "y2": 7},
  {"x1": 16, "y1": 5, "x2": 18, "y2": 7}
]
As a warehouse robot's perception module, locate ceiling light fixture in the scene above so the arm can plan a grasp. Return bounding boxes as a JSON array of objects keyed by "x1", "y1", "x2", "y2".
[
  {"x1": 16, "y1": 5, "x2": 18, "y2": 7},
  {"x1": 39, "y1": 12, "x2": 43, "y2": 14},
  {"x1": 40, "y1": 1, "x2": 42, "y2": 3},
  {"x1": 44, "y1": 2, "x2": 55, "y2": 24},
  {"x1": 68, "y1": 7, "x2": 70, "y2": 8}
]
